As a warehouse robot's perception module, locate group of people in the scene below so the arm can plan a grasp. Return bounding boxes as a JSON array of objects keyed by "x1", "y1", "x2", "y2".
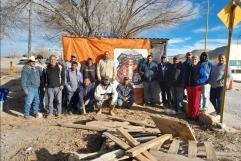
[
  {"x1": 21, "y1": 51, "x2": 135, "y2": 119},
  {"x1": 21, "y1": 50, "x2": 231, "y2": 120},
  {"x1": 140, "y1": 52, "x2": 232, "y2": 120}
]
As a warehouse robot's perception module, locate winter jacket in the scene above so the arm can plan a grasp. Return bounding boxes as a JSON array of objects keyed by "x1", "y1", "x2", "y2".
[
  {"x1": 168, "y1": 62, "x2": 184, "y2": 86},
  {"x1": 116, "y1": 83, "x2": 134, "y2": 99},
  {"x1": 79, "y1": 83, "x2": 95, "y2": 102},
  {"x1": 21, "y1": 65, "x2": 41, "y2": 93},
  {"x1": 35, "y1": 63, "x2": 46, "y2": 88},
  {"x1": 158, "y1": 62, "x2": 171, "y2": 82},
  {"x1": 180, "y1": 59, "x2": 192, "y2": 84},
  {"x1": 199, "y1": 60, "x2": 212, "y2": 83},
  {"x1": 94, "y1": 83, "x2": 118, "y2": 102},
  {"x1": 44, "y1": 63, "x2": 65, "y2": 88},
  {"x1": 81, "y1": 64, "x2": 96, "y2": 82},
  {"x1": 140, "y1": 61, "x2": 159, "y2": 82},
  {"x1": 97, "y1": 59, "x2": 116, "y2": 81},
  {"x1": 185, "y1": 64, "x2": 208, "y2": 86},
  {"x1": 209, "y1": 63, "x2": 232, "y2": 88},
  {"x1": 65, "y1": 69, "x2": 83, "y2": 92}
]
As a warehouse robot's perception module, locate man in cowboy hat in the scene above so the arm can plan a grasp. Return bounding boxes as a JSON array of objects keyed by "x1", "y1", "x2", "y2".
[{"x1": 21, "y1": 56, "x2": 42, "y2": 119}]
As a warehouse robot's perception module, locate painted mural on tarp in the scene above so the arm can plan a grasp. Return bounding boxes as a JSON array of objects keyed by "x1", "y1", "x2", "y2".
[{"x1": 114, "y1": 49, "x2": 148, "y2": 88}]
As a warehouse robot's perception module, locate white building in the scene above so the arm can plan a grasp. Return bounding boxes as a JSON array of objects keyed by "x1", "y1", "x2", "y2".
[{"x1": 230, "y1": 43, "x2": 241, "y2": 81}]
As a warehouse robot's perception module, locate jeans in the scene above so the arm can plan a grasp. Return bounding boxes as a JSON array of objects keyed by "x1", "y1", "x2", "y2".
[
  {"x1": 210, "y1": 86, "x2": 223, "y2": 115},
  {"x1": 24, "y1": 87, "x2": 39, "y2": 117},
  {"x1": 67, "y1": 90, "x2": 79, "y2": 112},
  {"x1": 39, "y1": 88, "x2": 46, "y2": 112},
  {"x1": 160, "y1": 81, "x2": 172, "y2": 105},
  {"x1": 117, "y1": 96, "x2": 136, "y2": 108},
  {"x1": 47, "y1": 87, "x2": 62, "y2": 115},
  {"x1": 201, "y1": 84, "x2": 210, "y2": 109},
  {"x1": 80, "y1": 98, "x2": 95, "y2": 112},
  {"x1": 171, "y1": 86, "x2": 184, "y2": 110},
  {"x1": 143, "y1": 80, "x2": 160, "y2": 104}
]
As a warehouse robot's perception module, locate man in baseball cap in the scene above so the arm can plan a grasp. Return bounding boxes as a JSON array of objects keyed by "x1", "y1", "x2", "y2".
[
  {"x1": 116, "y1": 77, "x2": 135, "y2": 108},
  {"x1": 94, "y1": 76, "x2": 117, "y2": 115},
  {"x1": 65, "y1": 53, "x2": 81, "y2": 70}
]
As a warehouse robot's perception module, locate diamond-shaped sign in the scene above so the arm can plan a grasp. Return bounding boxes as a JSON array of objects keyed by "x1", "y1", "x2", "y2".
[{"x1": 218, "y1": 2, "x2": 241, "y2": 30}]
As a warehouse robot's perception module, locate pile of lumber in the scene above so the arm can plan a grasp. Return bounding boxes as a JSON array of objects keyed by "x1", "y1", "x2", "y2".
[{"x1": 59, "y1": 114, "x2": 217, "y2": 161}]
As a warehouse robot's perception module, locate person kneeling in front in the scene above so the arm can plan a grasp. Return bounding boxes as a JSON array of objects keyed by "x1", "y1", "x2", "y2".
[
  {"x1": 94, "y1": 76, "x2": 117, "y2": 116},
  {"x1": 116, "y1": 77, "x2": 135, "y2": 108}
]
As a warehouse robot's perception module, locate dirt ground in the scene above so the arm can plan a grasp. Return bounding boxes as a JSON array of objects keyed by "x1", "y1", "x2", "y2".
[{"x1": 1, "y1": 74, "x2": 241, "y2": 161}]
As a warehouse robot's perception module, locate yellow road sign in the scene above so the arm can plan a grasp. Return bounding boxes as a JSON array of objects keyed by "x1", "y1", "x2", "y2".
[{"x1": 218, "y1": 2, "x2": 241, "y2": 30}]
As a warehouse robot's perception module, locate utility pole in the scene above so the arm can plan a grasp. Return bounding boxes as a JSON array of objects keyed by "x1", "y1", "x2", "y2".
[
  {"x1": 204, "y1": 0, "x2": 210, "y2": 51},
  {"x1": 27, "y1": 0, "x2": 32, "y2": 58}
]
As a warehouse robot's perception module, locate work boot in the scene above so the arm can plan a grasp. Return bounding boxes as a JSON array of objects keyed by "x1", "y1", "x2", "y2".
[
  {"x1": 97, "y1": 109, "x2": 102, "y2": 115},
  {"x1": 35, "y1": 112, "x2": 43, "y2": 118}
]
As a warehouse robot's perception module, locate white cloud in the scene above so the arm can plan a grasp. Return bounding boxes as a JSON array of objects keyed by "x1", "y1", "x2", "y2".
[
  {"x1": 192, "y1": 25, "x2": 226, "y2": 33},
  {"x1": 169, "y1": 37, "x2": 191, "y2": 44},
  {"x1": 192, "y1": 28, "x2": 205, "y2": 33}
]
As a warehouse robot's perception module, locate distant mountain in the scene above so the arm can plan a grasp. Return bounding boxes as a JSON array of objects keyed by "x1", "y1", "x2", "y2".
[
  {"x1": 171, "y1": 46, "x2": 227, "y2": 62},
  {"x1": 208, "y1": 46, "x2": 227, "y2": 60}
]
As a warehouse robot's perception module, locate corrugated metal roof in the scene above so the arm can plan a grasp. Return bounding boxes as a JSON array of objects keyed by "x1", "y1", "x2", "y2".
[{"x1": 62, "y1": 35, "x2": 169, "y2": 41}]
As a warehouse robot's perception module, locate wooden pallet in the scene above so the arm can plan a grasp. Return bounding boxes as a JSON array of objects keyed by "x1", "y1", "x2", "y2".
[{"x1": 153, "y1": 139, "x2": 218, "y2": 161}]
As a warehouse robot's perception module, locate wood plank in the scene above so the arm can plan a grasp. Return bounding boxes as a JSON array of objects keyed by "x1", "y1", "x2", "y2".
[
  {"x1": 86, "y1": 120, "x2": 130, "y2": 128},
  {"x1": 58, "y1": 123, "x2": 107, "y2": 131},
  {"x1": 204, "y1": 142, "x2": 218, "y2": 161},
  {"x1": 103, "y1": 132, "x2": 150, "y2": 161},
  {"x1": 103, "y1": 132, "x2": 130, "y2": 149},
  {"x1": 168, "y1": 139, "x2": 181, "y2": 154},
  {"x1": 188, "y1": 141, "x2": 197, "y2": 158},
  {"x1": 68, "y1": 151, "x2": 101, "y2": 161},
  {"x1": 107, "y1": 115, "x2": 155, "y2": 128},
  {"x1": 149, "y1": 150, "x2": 204, "y2": 161},
  {"x1": 91, "y1": 149, "x2": 125, "y2": 161},
  {"x1": 135, "y1": 136, "x2": 157, "y2": 143},
  {"x1": 117, "y1": 127, "x2": 158, "y2": 161},
  {"x1": 126, "y1": 134, "x2": 172, "y2": 157},
  {"x1": 151, "y1": 115, "x2": 196, "y2": 141}
]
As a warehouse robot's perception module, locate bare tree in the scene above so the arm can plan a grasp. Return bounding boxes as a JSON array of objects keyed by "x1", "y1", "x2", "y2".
[
  {"x1": 0, "y1": 0, "x2": 30, "y2": 39},
  {"x1": 1, "y1": 0, "x2": 199, "y2": 38}
]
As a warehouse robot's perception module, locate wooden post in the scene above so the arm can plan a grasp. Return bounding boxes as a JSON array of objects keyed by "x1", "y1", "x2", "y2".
[
  {"x1": 204, "y1": 0, "x2": 210, "y2": 51},
  {"x1": 9, "y1": 61, "x2": 15, "y2": 76},
  {"x1": 220, "y1": 2, "x2": 236, "y2": 123}
]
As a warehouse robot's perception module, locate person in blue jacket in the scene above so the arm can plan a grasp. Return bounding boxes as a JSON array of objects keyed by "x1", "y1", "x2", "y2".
[
  {"x1": 199, "y1": 52, "x2": 212, "y2": 112},
  {"x1": 158, "y1": 55, "x2": 172, "y2": 107},
  {"x1": 181, "y1": 52, "x2": 192, "y2": 100},
  {"x1": 185, "y1": 55, "x2": 208, "y2": 119},
  {"x1": 139, "y1": 55, "x2": 159, "y2": 106},
  {"x1": 21, "y1": 56, "x2": 42, "y2": 119}
]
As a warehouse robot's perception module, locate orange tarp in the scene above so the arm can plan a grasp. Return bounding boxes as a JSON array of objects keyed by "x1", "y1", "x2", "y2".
[{"x1": 62, "y1": 36, "x2": 151, "y2": 63}]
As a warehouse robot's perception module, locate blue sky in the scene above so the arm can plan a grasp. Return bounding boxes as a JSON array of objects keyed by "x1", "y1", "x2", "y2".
[{"x1": 1, "y1": 0, "x2": 241, "y2": 56}]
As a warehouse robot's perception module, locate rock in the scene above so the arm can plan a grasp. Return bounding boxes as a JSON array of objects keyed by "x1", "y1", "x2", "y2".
[{"x1": 199, "y1": 113, "x2": 218, "y2": 126}]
